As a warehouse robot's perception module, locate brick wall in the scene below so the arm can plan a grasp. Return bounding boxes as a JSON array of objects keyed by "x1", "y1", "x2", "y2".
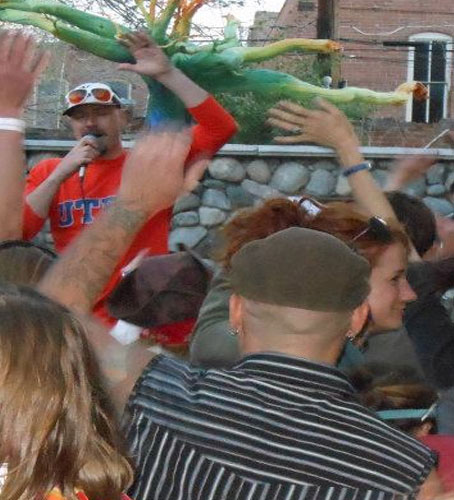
[{"x1": 258, "y1": 0, "x2": 454, "y2": 122}]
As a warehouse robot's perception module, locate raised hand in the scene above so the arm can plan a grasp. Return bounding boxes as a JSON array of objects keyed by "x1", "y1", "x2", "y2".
[
  {"x1": 117, "y1": 32, "x2": 172, "y2": 79},
  {"x1": 0, "y1": 31, "x2": 50, "y2": 118},
  {"x1": 267, "y1": 98, "x2": 360, "y2": 151},
  {"x1": 118, "y1": 129, "x2": 208, "y2": 214},
  {"x1": 386, "y1": 155, "x2": 438, "y2": 191}
]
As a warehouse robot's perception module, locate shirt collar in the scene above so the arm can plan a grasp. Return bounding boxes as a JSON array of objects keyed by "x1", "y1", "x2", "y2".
[{"x1": 233, "y1": 352, "x2": 355, "y2": 398}]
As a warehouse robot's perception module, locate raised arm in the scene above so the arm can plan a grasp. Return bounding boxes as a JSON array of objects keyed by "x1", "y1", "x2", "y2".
[
  {"x1": 39, "y1": 130, "x2": 206, "y2": 313},
  {"x1": 268, "y1": 99, "x2": 399, "y2": 223},
  {"x1": 118, "y1": 32, "x2": 208, "y2": 109},
  {"x1": 0, "y1": 31, "x2": 49, "y2": 240},
  {"x1": 118, "y1": 31, "x2": 237, "y2": 159},
  {"x1": 39, "y1": 130, "x2": 209, "y2": 411},
  {"x1": 385, "y1": 155, "x2": 437, "y2": 192}
]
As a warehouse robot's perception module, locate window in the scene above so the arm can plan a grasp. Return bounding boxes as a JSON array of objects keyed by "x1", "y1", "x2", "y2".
[
  {"x1": 298, "y1": 1, "x2": 315, "y2": 12},
  {"x1": 406, "y1": 33, "x2": 452, "y2": 123},
  {"x1": 31, "y1": 79, "x2": 68, "y2": 129}
]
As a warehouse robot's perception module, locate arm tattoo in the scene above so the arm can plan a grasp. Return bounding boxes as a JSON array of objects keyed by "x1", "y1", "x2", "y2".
[
  {"x1": 40, "y1": 200, "x2": 148, "y2": 313},
  {"x1": 108, "y1": 201, "x2": 148, "y2": 232}
]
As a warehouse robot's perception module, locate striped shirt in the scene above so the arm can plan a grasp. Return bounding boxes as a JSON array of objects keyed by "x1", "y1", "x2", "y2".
[{"x1": 124, "y1": 353, "x2": 436, "y2": 499}]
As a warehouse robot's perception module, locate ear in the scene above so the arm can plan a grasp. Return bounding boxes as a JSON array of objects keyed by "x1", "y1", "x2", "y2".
[
  {"x1": 119, "y1": 108, "x2": 131, "y2": 126},
  {"x1": 414, "y1": 422, "x2": 433, "y2": 438},
  {"x1": 229, "y1": 294, "x2": 243, "y2": 332},
  {"x1": 63, "y1": 115, "x2": 75, "y2": 130},
  {"x1": 350, "y1": 301, "x2": 370, "y2": 337}
]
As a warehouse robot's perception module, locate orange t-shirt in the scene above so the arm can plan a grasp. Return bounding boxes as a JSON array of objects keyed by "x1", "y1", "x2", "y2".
[{"x1": 23, "y1": 96, "x2": 237, "y2": 328}]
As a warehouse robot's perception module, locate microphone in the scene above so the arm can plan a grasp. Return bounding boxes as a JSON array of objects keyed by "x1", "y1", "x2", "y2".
[{"x1": 79, "y1": 133, "x2": 107, "y2": 179}]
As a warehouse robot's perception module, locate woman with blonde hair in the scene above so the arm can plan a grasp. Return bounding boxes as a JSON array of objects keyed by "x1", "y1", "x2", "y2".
[{"x1": 0, "y1": 283, "x2": 133, "y2": 499}]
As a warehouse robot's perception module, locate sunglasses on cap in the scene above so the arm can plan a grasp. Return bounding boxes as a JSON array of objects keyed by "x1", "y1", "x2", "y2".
[{"x1": 66, "y1": 87, "x2": 119, "y2": 106}]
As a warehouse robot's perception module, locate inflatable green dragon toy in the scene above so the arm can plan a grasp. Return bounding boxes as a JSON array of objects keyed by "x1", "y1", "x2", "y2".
[{"x1": 0, "y1": 0, "x2": 427, "y2": 123}]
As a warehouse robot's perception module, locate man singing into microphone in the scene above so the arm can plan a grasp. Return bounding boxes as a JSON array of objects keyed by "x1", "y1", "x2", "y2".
[{"x1": 23, "y1": 32, "x2": 237, "y2": 326}]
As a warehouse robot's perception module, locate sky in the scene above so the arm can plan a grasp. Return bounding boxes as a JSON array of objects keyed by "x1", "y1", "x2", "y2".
[{"x1": 193, "y1": 0, "x2": 286, "y2": 33}]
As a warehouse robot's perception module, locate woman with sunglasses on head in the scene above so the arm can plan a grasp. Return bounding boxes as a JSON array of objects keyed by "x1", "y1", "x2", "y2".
[
  {"x1": 269, "y1": 99, "x2": 454, "y2": 395},
  {"x1": 191, "y1": 97, "x2": 423, "y2": 368},
  {"x1": 190, "y1": 195, "x2": 416, "y2": 368},
  {"x1": 0, "y1": 283, "x2": 133, "y2": 500}
]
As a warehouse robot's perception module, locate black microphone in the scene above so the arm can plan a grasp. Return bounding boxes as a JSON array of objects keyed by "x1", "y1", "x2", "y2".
[{"x1": 79, "y1": 133, "x2": 107, "y2": 179}]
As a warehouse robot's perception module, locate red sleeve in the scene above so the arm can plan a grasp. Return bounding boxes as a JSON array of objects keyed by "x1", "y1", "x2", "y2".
[
  {"x1": 22, "y1": 159, "x2": 59, "y2": 240},
  {"x1": 186, "y1": 95, "x2": 237, "y2": 164}
]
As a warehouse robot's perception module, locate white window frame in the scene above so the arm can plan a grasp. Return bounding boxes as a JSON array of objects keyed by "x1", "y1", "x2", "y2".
[{"x1": 406, "y1": 32, "x2": 452, "y2": 122}]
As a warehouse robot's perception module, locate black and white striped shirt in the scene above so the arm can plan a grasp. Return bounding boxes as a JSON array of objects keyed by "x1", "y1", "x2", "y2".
[{"x1": 124, "y1": 353, "x2": 436, "y2": 499}]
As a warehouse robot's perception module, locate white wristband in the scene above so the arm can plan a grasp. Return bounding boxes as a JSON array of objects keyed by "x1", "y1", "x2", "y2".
[{"x1": 0, "y1": 117, "x2": 25, "y2": 134}]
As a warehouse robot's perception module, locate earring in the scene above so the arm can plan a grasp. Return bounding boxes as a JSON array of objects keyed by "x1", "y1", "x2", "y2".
[
  {"x1": 345, "y1": 330, "x2": 356, "y2": 340},
  {"x1": 229, "y1": 328, "x2": 240, "y2": 337}
]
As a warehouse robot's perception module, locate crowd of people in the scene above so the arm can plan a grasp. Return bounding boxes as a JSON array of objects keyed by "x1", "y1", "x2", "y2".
[{"x1": 0, "y1": 28, "x2": 453, "y2": 499}]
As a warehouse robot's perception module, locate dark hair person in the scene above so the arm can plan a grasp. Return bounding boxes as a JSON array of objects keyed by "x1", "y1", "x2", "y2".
[
  {"x1": 386, "y1": 191, "x2": 437, "y2": 258},
  {"x1": 0, "y1": 283, "x2": 133, "y2": 499}
]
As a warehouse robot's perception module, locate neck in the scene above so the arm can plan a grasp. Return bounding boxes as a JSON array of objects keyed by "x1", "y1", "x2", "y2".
[
  {"x1": 100, "y1": 142, "x2": 124, "y2": 160},
  {"x1": 241, "y1": 335, "x2": 346, "y2": 366}
]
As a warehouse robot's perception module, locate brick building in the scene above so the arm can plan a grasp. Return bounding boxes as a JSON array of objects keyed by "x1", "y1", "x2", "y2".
[
  {"x1": 250, "y1": 0, "x2": 454, "y2": 134},
  {"x1": 24, "y1": 2, "x2": 454, "y2": 146}
]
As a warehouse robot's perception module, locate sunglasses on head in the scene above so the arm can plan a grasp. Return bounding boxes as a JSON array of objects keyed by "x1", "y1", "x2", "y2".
[
  {"x1": 294, "y1": 196, "x2": 325, "y2": 218},
  {"x1": 294, "y1": 197, "x2": 392, "y2": 244},
  {"x1": 67, "y1": 87, "x2": 119, "y2": 106},
  {"x1": 351, "y1": 216, "x2": 392, "y2": 244}
]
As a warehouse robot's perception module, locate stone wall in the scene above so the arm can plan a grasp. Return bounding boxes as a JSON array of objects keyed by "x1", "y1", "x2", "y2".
[
  {"x1": 169, "y1": 156, "x2": 454, "y2": 257},
  {"x1": 27, "y1": 149, "x2": 454, "y2": 258}
]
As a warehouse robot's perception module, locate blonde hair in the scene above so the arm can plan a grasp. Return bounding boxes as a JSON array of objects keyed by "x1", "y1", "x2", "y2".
[{"x1": 0, "y1": 284, "x2": 133, "y2": 499}]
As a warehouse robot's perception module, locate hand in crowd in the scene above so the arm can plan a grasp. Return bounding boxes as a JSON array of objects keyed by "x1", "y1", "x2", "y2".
[
  {"x1": 117, "y1": 129, "x2": 208, "y2": 214},
  {"x1": 385, "y1": 155, "x2": 438, "y2": 191},
  {"x1": 267, "y1": 98, "x2": 360, "y2": 152},
  {"x1": 0, "y1": 30, "x2": 50, "y2": 118},
  {"x1": 118, "y1": 31, "x2": 173, "y2": 80},
  {"x1": 432, "y1": 215, "x2": 454, "y2": 260},
  {"x1": 57, "y1": 136, "x2": 100, "y2": 179}
]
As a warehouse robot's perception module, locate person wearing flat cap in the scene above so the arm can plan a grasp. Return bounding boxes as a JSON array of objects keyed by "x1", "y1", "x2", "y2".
[{"x1": 115, "y1": 226, "x2": 437, "y2": 500}]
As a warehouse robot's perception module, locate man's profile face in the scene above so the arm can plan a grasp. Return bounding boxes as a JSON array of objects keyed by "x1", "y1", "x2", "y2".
[{"x1": 67, "y1": 104, "x2": 127, "y2": 154}]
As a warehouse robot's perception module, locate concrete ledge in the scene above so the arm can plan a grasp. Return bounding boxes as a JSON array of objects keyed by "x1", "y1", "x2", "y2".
[{"x1": 24, "y1": 139, "x2": 454, "y2": 159}]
